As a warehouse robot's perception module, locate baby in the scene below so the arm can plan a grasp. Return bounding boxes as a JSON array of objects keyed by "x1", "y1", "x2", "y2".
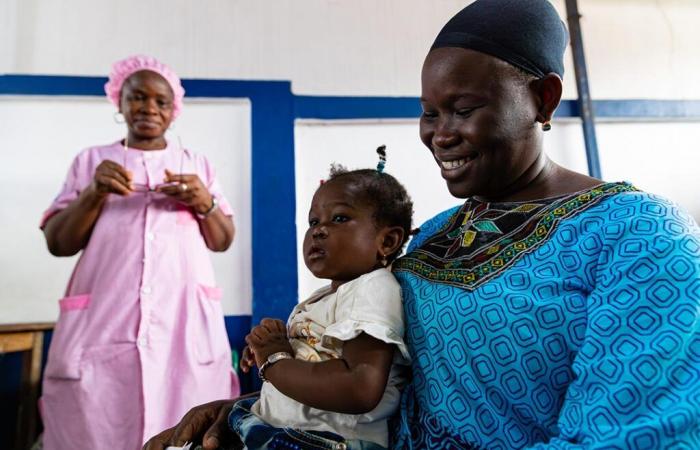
[{"x1": 236, "y1": 149, "x2": 414, "y2": 449}]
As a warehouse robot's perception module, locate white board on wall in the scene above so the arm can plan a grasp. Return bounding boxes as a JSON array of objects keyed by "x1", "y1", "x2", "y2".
[
  {"x1": 0, "y1": 96, "x2": 252, "y2": 323},
  {"x1": 294, "y1": 120, "x2": 462, "y2": 299},
  {"x1": 294, "y1": 119, "x2": 700, "y2": 301}
]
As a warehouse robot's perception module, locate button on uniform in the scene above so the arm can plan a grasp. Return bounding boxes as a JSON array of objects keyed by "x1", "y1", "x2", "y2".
[
  {"x1": 141, "y1": 286, "x2": 152, "y2": 295},
  {"x1": 146, "y1": 232, "x2": 155, "y2": 241}
]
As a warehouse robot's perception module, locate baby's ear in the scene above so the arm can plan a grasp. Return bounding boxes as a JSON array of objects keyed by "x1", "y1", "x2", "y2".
[{"x1": 380, "y1": 226, "x2": 405, "y2": 256}]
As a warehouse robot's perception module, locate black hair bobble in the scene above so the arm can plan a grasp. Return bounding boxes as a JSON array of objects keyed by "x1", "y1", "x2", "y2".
[{"x1": 376, "y1": 145, "x2": 387, "y2": 173}]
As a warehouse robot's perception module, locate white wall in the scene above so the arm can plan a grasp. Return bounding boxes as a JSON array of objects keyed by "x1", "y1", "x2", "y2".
[
  {"x1": 562, "y1": 0, "x2": 700, "y2": 100},
  {"x1": 0, "y1": 97, "x2": 252, "y2": 323},
  {"x1": 2, "y1": 1, "x2": 700, "y2": 98},
  {"x1": 547, "y1": 119, "x2": 700, "y2": 219}
]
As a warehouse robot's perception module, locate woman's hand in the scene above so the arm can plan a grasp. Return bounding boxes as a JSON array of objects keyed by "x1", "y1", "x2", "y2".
[
  {"x1": 142, "y1": 399, "x2": 237, "y2": 450},
  {"x1": 43, "y1": 160, "x2": 129, "y2": 255},
  {"x1": 158, "y1": 169, "x2": 214, "y2": 215},
  {"x1": 93, "y1": 159, "x2": 133, "y2": 196},
  {"x1": 245, "y1": 318, "x2": 293, "y2": 366},
  {"x1": 159, "y1": 169, "x2": 235, "y2": 252}
]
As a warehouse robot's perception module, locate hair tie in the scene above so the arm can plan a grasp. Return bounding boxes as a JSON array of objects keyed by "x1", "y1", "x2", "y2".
[{"x1": 376, "y1": 145, "x2": 386, "y2": 173}]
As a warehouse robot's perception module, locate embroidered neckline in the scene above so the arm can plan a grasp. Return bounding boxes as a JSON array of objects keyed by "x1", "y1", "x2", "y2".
[{"x1": 393, "y1": 182, "x2": 638, "y2": 290}]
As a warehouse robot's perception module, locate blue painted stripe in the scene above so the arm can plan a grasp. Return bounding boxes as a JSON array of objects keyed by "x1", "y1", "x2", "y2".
[
  {"x1": 0, "y1": 74, "x2": 106, "y2": 95},
  {"x1": 225, "y1": 315, "x2": 252, "y2": 354},
  {"x1": 293, "y1": 94, "x2": 700, "y2": 120},
  {"x1": 2, "y1": 75, "x2": 700, "y2": 120},
  {"x1": 241, "y1": 84, "x2": 299, "y2": 328},
  {"x1": 592, "y1": 99, "x2": 700, "y2": 119},
  {"x1": 294, "y1": 95, "x2": 422, "y2": 120},
  {"x1": 0, "y1": 74, "x2": 290, "y2": 99},
  {"x1": 225, "y1": 314, "x2": 261, "y2": 393}
]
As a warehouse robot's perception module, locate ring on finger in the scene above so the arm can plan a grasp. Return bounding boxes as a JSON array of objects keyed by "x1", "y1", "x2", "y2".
[{"x1": 179, "y1": 183, "x2": 188, "y2": 192}]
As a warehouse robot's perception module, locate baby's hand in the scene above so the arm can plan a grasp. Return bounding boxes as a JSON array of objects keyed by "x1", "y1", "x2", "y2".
[
  {"x1": 245, "y1": 318, "x2": 293, "y2": 367},
  {"x1": 239, "y1": 345, "x2": 256, "y2": 373}
]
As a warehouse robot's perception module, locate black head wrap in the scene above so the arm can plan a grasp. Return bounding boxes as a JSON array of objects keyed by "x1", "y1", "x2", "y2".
[{"x1": 431, "y1": 0, "x2": 568, "y2": 78}]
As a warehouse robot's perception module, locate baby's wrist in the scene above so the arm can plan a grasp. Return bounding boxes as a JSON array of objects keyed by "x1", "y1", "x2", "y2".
[{"x1": 258, "y1": 351, "x2": 293, "y2": 382}]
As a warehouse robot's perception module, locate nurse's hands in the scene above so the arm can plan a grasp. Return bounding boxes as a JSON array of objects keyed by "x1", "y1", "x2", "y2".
[
  {"x1": 245, "y1": 318, "x2": 293, "y2": 367},
  {"x1": 158, "y1": 169, "x2": 214, "y2": 215},
  {"x1": 142, "y1": 399, "x2": 237, "y2": 450},
  {"x1": 159, "y1": 168, "x2": 234, "y2": 252},
  {"x1": 92, "y1": 160, "x2": 133, "y2": 196}
]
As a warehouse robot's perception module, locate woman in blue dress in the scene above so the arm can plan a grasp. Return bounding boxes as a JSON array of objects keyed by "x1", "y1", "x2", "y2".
[
  {"x1": 390, "y1": 0, "x2": 700, "y2": 448},
  {"x1": 145, "y1": 0, "x2": 700, "y2": 449}
]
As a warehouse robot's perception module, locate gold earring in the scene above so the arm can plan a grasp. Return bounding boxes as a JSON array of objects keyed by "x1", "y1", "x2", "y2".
[
  {"x1": 542, "y1": 120, "x2": 552, "y2": 131},
  {"x1": 380, "y1": 254, "x2": 388, "y2": 267}
]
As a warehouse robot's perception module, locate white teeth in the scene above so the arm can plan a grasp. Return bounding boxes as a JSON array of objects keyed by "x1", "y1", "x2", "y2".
[{"x1": 440, "y1": 158, "x2": 467, "y2": 170}]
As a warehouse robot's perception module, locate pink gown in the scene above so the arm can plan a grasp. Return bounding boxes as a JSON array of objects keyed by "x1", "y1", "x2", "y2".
[{"x1": 40, "y1": 140, "x2": 240, "y2": 449}]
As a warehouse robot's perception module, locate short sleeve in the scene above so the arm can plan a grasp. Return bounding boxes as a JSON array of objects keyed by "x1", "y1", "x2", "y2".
[
  {"x1": 197, "y1": 153, "x2": 233, "y2": 217},
  {"x1": 323, "y1": 269, "x2": 410, "y2": 361},
  {"x1": 40, "y1": 151, "x2": 92, "y2": 229}
]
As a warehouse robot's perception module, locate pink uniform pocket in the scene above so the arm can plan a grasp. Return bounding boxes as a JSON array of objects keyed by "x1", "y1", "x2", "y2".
[
  {"x1": 195, "y1": 284, "x2": 230, "y2": 364},
  {"x1": 59, "y1": 294, "x2": 90, "y2": 311},
  {"x1": 45, "y1": 294, "x2": 92, "y2": 380}
]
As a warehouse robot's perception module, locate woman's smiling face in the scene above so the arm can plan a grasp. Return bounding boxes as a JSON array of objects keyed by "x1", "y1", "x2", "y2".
[
  {"x1": 120, "y1": 70, "x2": 175, "y2": 143},
  {"x1": 419, "y1": 47, "x2": 542, "y2": 200}
]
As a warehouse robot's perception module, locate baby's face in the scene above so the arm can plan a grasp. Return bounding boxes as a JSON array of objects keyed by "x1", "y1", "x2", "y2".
[{"x1": 303, "y1": 179, "x2": 383, "y2": 288}]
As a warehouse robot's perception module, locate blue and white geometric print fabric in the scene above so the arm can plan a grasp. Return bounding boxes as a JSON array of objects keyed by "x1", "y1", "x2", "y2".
[{"x1": 392, "y1": 190, "x2": 700, "y2": 449}]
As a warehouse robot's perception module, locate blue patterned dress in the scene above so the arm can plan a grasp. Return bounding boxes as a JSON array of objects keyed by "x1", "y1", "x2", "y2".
[{"x1": 391, "y1": 182, "x2": 700, "y2": 449}]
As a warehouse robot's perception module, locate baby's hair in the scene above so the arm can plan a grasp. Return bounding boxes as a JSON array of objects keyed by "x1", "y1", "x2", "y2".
[{"x1": 325, "y1": 151, "x2": 413, "y2": 263}]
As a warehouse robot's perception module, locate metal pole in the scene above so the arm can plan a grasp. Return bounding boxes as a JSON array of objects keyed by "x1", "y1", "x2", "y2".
[{"x1": 565, "y1": 0, "x2": 602, "y2": 179}]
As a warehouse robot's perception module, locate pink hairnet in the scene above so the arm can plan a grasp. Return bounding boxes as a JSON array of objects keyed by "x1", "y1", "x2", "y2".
[{"x1": 104, "y1": 54, "x2": 185, "y2": 120}]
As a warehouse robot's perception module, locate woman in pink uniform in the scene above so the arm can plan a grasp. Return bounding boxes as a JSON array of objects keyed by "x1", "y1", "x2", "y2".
[{"x1": 40, "y1": 55, "x2": 240, "y2": 449}]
